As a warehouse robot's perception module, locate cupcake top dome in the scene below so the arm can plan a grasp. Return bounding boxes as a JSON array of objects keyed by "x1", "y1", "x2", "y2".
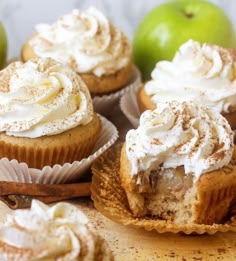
[
  {"x1": 28, "y1": 7, "x2": 131, "y2": 77},
  {"x1": 125, "y1": 101, "x2": 234, "y2": 181},
  {"x1": 145, "y1": 39, "x2": 236, "y2": 114},
  {"x1": 0, "y1": 57, "x2": 93, "y2": 138},
  {"x1": 0, "y1": 200, "x2": 113, "y2": 260}
]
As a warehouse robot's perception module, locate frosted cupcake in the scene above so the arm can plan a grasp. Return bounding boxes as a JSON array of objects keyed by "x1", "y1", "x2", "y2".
[
  {"x1": 0, "y1": 57, "x2": 101, "y2": 169},
  {"x1": 0, "y1": 200, "x2": 113, "y2": 260},
  {"x1": 137, "y1": 40, "x2": 236, "y2": 129},
  {"x1": 120, "y1": 101, "x2": 236, "y2": 225},
  {"x1": 21, "y1": 7, "x2": 132, "y2": 96}
]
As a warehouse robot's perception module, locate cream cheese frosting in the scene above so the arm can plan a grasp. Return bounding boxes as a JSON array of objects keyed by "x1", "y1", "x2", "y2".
[
  {"x1": 0, "y1": 58, "x2": 93, "y2": 138},
  {"x1": 125, "y1": 101, "x2": 234, "y2": 181},
  {"x1": 29, "y1": 7, "x2": 131, "y2": 77},
  {"x1": 0, "y1": 200, "x2": 112, "y2": 261},
  {"x1": 145, "y1": 39, "x2": 236, "y2": 114}
]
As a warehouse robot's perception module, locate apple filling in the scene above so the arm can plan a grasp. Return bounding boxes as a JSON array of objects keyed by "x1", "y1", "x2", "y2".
[{"x1": 133, "y1": 166, "x2": 199, "y2": 224}]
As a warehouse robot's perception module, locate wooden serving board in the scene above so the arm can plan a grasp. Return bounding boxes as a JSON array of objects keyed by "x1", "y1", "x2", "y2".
[{"x1": 72, "y1": 198, "x2": 236, "y2": 261}]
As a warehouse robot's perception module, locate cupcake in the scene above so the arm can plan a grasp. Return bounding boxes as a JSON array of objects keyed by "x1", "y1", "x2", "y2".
[
  {"x1": 120, "y1": 101, "x2": 236, "y2": 225},
  {"x1": 0, "y1": 57, "x2": 101, "y2": 169},
  {"x1": 21, "y1": 7, "x2": 133, "y2": 96},
  {"x1": 137, "y1": 39, "x2": 236, "y2": 129},
  {"x1": 0, "y1": 200, "x2": 113, "y2": 260}
]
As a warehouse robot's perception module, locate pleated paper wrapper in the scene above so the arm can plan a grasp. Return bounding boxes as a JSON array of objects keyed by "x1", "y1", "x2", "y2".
[
  {"x1": 91, "y1": 143, "x2": 236, "y2": 235},
  {"x1": 0, "y1": 116, "x2": 118, "y2": 184},
  {"x1": 93, "y1": 66, "x2": 141, "y2": 116},
  {"x1": 120, "y1": 83, "x2": 142, "y2": 128}
]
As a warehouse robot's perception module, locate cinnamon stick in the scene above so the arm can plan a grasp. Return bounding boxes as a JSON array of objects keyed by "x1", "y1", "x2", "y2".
[{"x1": 0, "y1": 181, "x2": 91, "y2": 209}]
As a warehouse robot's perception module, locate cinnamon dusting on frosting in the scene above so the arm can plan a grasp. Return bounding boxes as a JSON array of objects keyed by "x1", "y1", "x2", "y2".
[
  {"x1": 145, "y1": 39, "x2": 236, "y2": 114},
  {"x1": 0, "y1": 58, "x2": 93, "y2": 138},
  {"x1": 29, "y1": 7, "x2": 131, "y2": 77},
  {"x1": 0, "y1": 200, "x2": 113, "y2": 260},
  {"x1": 125, "y1": 101, "x2": 234, "y2": 181}
]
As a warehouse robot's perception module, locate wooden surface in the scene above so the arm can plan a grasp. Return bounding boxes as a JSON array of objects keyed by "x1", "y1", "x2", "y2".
[{"x1": 71, "y1": 198, "x2": 236, "y2": 261}]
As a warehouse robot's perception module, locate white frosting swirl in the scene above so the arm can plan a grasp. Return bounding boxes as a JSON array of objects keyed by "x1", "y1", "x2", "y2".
[
  {"x1": 126, "y1": 101, "x2": 234, "y2": 180},
  {"x1": 29, "y1": 7, "x2": 131, "y2": 77},
  {"x1": 145, "y1": 39, "x2": 236, "y2": 113},
  {"x1": 0, "y1": 200, "x2": 112, "y2": 261},
  {"x1": 0, "y1": 58, "x2": 93, "y2": 138}
]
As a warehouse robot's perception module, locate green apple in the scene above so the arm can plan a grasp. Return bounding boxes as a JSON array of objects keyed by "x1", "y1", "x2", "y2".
[
  {"x1": 0, "y1": 22, "x2": 7, "y2": 69},
  {"x1": 133, "y1": 0, "x2": 236, "y2": 80}
]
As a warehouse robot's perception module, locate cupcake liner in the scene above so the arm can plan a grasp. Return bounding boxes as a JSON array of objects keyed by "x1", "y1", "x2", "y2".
[
  {"x1": 0, "y1": 115, "x2": 118, "y2": 184},
  {"x1": 120, "y1": 83, "x2": 141, "y2": 128},
  {"x1": 91, "y1": 143, "x2": 236, "y2": 234},
  {"x1": 92, "y1": 66, "x2": 141, "y2": 116}
]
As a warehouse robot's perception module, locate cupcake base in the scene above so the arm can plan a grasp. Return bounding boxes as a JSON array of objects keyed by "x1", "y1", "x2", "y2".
[
  {"x1": 121, "y1": 84, "x2": 236, "y2": 131},
  {"x1": 120, "y1": 143, "x2": 236, "y2": 225},
  {"x1": 0, "y1": 114, "x2": 101, "y2": 169},
  {"x1": 81, "y1": 62, "x2": 133, "y2": 95},
  {"x1": 137, "y1": 85, "x2": 236, "y2": 130},
  {"x1": 0, "y1": 115, "x2": 118, "y2": 184},
  {"x1": 136, "y1": 84, "x2": 155, "y2": 113}
]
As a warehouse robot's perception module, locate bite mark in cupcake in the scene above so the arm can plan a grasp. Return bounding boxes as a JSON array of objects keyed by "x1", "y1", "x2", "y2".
[{"x1": 0, "y1": 200, "x2": 113, "y2": 260}]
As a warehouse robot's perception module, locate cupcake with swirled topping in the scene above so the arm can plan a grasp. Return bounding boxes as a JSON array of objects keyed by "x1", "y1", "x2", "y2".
[
  {"x1": 0, "y1": 200, "x2": 113, "y2": 260},
  {"x1": 21, "y1": 7, "x2": 132, "y2": 96},
  {"x1": 137, "y1": 39, "x2": 236, "y2": 129},
  {"x1": 0, "y1": 57, "x2": 101, "y2": 169},
  {"x1": 120, "y1": 101, "x2": 236, "y2": 225}
]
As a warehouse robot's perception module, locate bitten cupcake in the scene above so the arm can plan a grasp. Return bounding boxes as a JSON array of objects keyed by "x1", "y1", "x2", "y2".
[
  {"x1": 120, "y1": 101, "x2": 236, "y2": 225},
  {"x1": 0, "y1": 200, "x2": 113, "y2": 260},
  {"x1": 21, "y1": 7, "x2": 132, "y2": 96},
  {"x1": 137, "y1": 39, "x2": 236, "y2": 129},
  {"x1": 0, "y1": 57, "x2": 101, "y2": 169}
]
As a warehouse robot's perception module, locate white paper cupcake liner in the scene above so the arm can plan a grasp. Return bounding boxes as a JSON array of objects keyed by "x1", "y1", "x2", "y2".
[
  {"x1": 0, "y1": 115, "x2": 118, "y2": 184},
  {"x1": 120, "y1": 83, "x2": 141, "y2": 128},
  {"x1": 92, "y1": 66, "x2": 141, "y2": 116}
]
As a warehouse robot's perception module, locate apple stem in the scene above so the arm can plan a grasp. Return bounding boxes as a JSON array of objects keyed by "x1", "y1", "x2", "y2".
[{"x1": 186, "y1": 12, "x2": 194, "y2": 18}]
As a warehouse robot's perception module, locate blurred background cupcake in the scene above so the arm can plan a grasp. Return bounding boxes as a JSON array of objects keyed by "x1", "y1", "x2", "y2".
[
  {"x1": 121, "y1": 39, "x2": 236, "y2": 129},
  {"x1": 21, "y1": 7, "x2": 133, "y2": 97},
  {"x1": 137, "y1": 40, "x2": 236, "y2": 129},
  {"x1": 0, "y1": 200, "x2": 113, "y2": 260}
]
